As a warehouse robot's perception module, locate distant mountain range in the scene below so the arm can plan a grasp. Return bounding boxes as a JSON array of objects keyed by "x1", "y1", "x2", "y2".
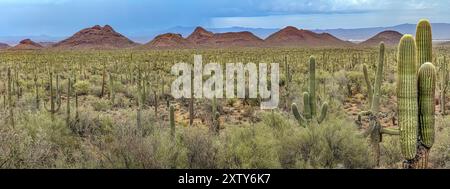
[
  {"x1": 2, "y1": 22, "x2": 450, "y2": 50},
  {"x1": 1, "y1": 23, "x2": 450, "y2": 45},
  {"x1": 133, "y1": 23, "x2": 450, "y2": 43}
]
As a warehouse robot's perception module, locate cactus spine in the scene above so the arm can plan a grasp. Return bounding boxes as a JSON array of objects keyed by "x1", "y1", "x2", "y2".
[
  {"x1": 291, "y1": 56, "x2": 328, "y2": 127},
  {"x1": 416, "y1": 19, "x2": 432, "y2": 67}
]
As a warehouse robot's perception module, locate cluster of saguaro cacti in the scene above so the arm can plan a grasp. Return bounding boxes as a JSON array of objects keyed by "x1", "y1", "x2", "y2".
[
  {"x1": 440, "y1": 56, "x2": 448, "y2": 115},
  {"x1": 291, "y1": 56, "x2": 329, "y2": 127},
  {"x1": 358, "y1": 20, "x2": 437, "y2": 169},
  {"x1": 398, "y1": 33, "x2": 436, "y2": 168}
]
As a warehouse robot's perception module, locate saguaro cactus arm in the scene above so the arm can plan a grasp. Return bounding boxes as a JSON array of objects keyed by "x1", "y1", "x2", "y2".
[{"x1": 418, "y1": 62, "x2": 436, "y2": 148}]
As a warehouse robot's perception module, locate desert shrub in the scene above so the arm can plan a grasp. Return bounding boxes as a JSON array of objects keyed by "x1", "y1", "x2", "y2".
[
  {"x1": 176, "y1": 126, "x2": 218, "y2": 169},
  {"x1": 346, "y1": 71, "x2": 364, "y2": 95},
  {"x1": 74, "y1": 80, "x2": 90, "y2": 95},
  {"x1": 90, "y1": 124, "x2": 183, "y2": 169},
  {"x1": 271, "y1": 112, "x2": 373, "y2": 169},
  {"x1": 380, "y1": 135, "x2": 402, "y2": 168},
  {"x1": 217, "y1": 123, "x2": 281, "y2": 169},
  {"x1": 0, "y1": 112, "x2": 80, "y2": 168},
  {"x1": 70, "y1": 107, "x2": 113, "y2": 137},
  {"x1": 430, "y1": 117, "x2": 450, "y2": 168},
  {"x1": 318, "y1": 118, "x2": 374, "y2": 168},
  {"x1": 381, "y1": 82, "x2": 396, "y2": 98},
  {"x1": 90, "y1": 85, "x2": 103, "y2": 97},
  {"x1": 91, "y1": 98, "x2": 111, "y2": 111}
]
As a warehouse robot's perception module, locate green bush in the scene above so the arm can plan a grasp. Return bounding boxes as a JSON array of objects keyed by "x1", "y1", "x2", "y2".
[
  {"x1": 218, "y1": 123, "x2": 281, "y2": 169},
  {"x1": 430, "y1": 117, "x2": 450, "y2": 168},
  {"x1": 91, "y1": 98, "x2": 111, "y2": 112},
  {"x1": 177, "y1": 127, "x2": 218, "y2": 169},
  {"x1": 74, "y1": 80, "x2": 90, "y2": 95}
]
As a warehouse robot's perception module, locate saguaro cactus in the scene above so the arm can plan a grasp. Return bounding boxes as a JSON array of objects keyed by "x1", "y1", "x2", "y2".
[
  {"x1": 66, "y1": 78, "x2": 71, "y2": 127},
  {"x1": 441, "y1": 57, "x2": 448, "y2": 115},
  {"x1": 34, "y1": 69, "x2": 40, "y2": 110},
  {"x1": 45, "y1": 72, "x2": 62, "y2": 121},
  {"x1": 358, "y1": 42, "x2": 400, "y2": 166},
  {"x1": 169, "y1": 105, "x2": 175, "y2": 137},
  {"x1": 109, "y1": 72, "x2": 115, "y2": 105},
  {"x1": 417, "y1": 62, "x2": 436, "y2": 168},
  {"x1": 309, "y1": 56, "x2": 317, "y2": 117},
  {"x1": 397, "y1": 34, "x2": 419, "y2": 162},
  {"x1": 291, "y1": 56, "x2": 328, "y2": 127},
  {"x1": 211, "y1": 97, "x2": 220, "y2": 134},
  {"x1": 7, "y1": 68, "x2": 14, "y2": 127},
  {"x1": 416, "y1": 19, "x2": 433, "y2": 67}
]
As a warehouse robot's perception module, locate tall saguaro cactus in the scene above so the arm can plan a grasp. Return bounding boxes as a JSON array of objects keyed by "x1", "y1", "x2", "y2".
[
  {"x1": 309, "y1": 56, "x2": 317, "y2": 117},
  {"x1": 441, "y1": 57, "x2": 448, "y2": 115},
  {"x1": 397, "y1": 34, "x2": 419, "y2": 162},
  {"x1": 169, "y1": 105, "x2": 175, "y2": 137},
  {"x1": 358, "y1": 42, "x2": 399, "y2": 166},
  {"x1": 45, "y1": 72, "x2": 62, "y2": 121},
  {"x1": 416, "y1": 19, "x2": 433, "y2": 67},
  {"x1": 7, "y1": 68, "x2": 14, "y2": 127},
  {"x1": 292, "y1": 56, "x2": 328, "y2": 127}
]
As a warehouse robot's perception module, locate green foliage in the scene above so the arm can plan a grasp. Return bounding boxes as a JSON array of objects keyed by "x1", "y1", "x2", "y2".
[
  {"x1": 74, "y1": 80, "x2": 90, "y2": 95},
  {"x1": 430, "y1": 117, "x2": 450, "y2": 168}
]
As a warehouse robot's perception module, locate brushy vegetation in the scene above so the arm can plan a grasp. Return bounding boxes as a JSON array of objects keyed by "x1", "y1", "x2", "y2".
[{"x1": 0, "y1": 46, "x2": 449, "y2": 169}]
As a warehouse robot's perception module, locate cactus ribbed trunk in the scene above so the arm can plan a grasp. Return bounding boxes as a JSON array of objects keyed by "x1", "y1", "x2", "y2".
[
  {"x1": 363, "y1": 64, "x2": 373, "y2": 107},
  {"x1": 169, "y1": 105, "x2": 175, "y2": 137},
  {"x1": 7, "y1": 68, "x2": 14, "y2": 128},
  {"x1": 303, "y1": 92, "x2": 312, "y2": 120},
  {"x1": 309, "y1": 56, "x2": 316, "y2": 117},
  {"x1": 109, "y1": 73, "x2": 115, "y2": 105},
  {"x1": 66, "y1": 78, "x2": 71, "y2": 127},
  {"x1": 372, "y1": 43, "x2": 385, "y2": 113},
  {"x1": 441, "y1": 57, "x2": 448, "y2": 115},
  {"x1": 397, "y1": 35, "x2": 419, "y2": 162},
  {"x1": 189, "y1": 71, "x2": 194, "y2": 126}
]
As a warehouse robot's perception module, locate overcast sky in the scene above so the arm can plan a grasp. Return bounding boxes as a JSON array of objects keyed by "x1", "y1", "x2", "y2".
[{"x1": 0, "y1": 0, "x2": 448, "y2": 36}]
